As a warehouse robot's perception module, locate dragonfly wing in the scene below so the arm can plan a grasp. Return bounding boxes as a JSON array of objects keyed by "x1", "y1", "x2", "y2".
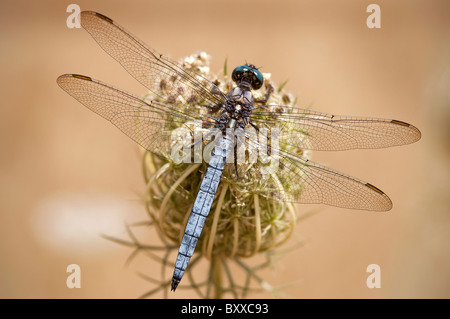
[
  {"x1": 57, "y1": 74, "x2": 217, "y2": 157},
  {"x1": 80, "y1": 11, "x2": 226, "y2": 107},
  {"x1": 239, "y1": 136, "x2": 392, "y2": 211},
  {"x1": 251, "y1": 106, "x2": 421, "y2": 151}
]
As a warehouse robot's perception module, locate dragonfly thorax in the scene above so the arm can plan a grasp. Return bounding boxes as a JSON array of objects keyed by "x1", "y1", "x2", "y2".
[{"x1": 222, "y1": 86, "x2": 254, "y2": 128}]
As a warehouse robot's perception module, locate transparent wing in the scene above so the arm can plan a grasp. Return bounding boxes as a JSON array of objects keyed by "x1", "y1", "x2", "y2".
[
  {"x1": 80, "y1": 11, "x2": 226, "y2": 107},
  {"x1": 251, "y1": 106, "x2": 421, "y2": 151},
  {"x1": 57, "y1": 74, "x2": 217, "y2": 157},
  {"x1": 235, "y1": 130, "x2": 392, "y2": 211}
]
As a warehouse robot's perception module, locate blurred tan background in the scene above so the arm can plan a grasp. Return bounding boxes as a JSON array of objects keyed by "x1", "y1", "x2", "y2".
[{"x1": 0, "y1": 0, "x2": 449, "y2": 298}]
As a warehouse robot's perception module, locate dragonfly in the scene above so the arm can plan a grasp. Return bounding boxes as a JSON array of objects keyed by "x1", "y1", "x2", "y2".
[{"x1": 57, "y1": 11, "x2": 421, "y2": 292}]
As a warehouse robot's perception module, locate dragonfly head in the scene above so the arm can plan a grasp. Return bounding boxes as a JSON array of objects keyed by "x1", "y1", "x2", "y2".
[{"x1": 232, "y1": 64, "x2": 264, "y2": 90}]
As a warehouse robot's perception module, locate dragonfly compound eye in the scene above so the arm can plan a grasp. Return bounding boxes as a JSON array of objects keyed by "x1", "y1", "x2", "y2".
[
  {"x1": 250, "y1": 71, "x2": 264, "y2": 90},
  {"x1": 232, "y1": 64, "x2": 264, "y2": 90},
  {"x1": 231, "y1": 65, "x2": 245, "y2": 83}
]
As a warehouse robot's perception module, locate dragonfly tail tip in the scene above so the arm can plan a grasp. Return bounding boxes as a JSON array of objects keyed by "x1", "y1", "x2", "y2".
[{"x1": 171, "y1": 278, "x2": 180, "y2": 292}]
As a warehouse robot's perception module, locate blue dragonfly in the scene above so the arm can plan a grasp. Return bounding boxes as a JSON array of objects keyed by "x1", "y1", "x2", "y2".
[{"x1": 57, "y1": 11, "x2": 421, "y2": 291}]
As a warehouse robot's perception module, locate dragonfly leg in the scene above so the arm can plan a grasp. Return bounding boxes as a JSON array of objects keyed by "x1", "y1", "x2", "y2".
[
  {"x1": 201, "y1": 103, "x2": 223, "y2": 113},
  {"x1": 190, "y1": 126, "x2": 220, "y2": 156},
  {"x1": 250, "y1": 121, "x2": 260, "y2": 133},
  {"x1": 233, "y1": 137, "x2": 240, "y2": 179},
  {"x1": 254, "y1": 85, "x2": 274, "y2": 104}
]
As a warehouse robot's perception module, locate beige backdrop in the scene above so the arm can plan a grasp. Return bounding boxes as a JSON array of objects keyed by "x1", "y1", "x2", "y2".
[{"x1": 0, "y1": 0, "x2": 449, "y2": 298}]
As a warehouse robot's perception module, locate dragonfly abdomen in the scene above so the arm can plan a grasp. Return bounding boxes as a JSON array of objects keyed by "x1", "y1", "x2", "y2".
[{"x1": 171, "y1": 137, "x2": 233, "y2": 291}]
